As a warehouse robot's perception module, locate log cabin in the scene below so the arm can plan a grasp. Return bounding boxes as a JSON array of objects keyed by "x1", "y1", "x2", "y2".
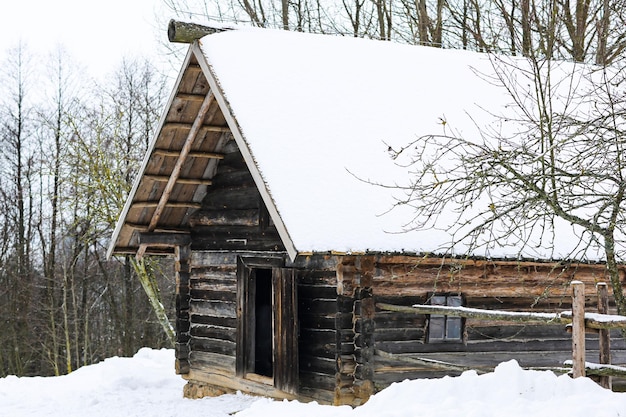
[{"x1": 107, "y1": 20, "x2": 626, "y2": 405}]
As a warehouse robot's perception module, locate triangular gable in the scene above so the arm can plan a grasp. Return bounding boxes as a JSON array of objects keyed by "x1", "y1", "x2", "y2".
[{"x1": 107, "y1": 43, "x2": 297, "y2": 260}]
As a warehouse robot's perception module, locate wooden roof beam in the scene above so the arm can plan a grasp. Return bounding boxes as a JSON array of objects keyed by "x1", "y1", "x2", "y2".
[
  {"x1": 147, "y1": 91, "x2": 216, "y2": 232},
  {"x1": 124, "y1": 223, "x2": 190, "y2": 233},
  {"x1": 132, "y1": 201, "x2": 202, "y2": 209},
  {"x1": 115, "y1": 246, "x2": 174, "y2": 256},
  {"x1": 162, "y1": 122, "x2": 231, "y2": 134},
  {"x1": 136, "y1": 232, "x2": 191, "y2": 260},
  {"x1": 176, "y1": 93, "x2": 208, "y2": 102},
  {"x1": 152, "y1": 148, "x2": 225, "y2": 160},
  {"x1": 138, "y1": 232, "x2": 191, "y2": 247},
  {"x1": 144, "y1": 174, "x2": 213, "y2": 186}
]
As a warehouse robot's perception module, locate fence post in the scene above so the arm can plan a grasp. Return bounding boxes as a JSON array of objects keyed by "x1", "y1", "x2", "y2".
[
  {"x1": 571, "y1": 281, "x2": 586, "y2": 378},
  {"x1": 597, "y1": 282, "x2": 612, "y2": 389}
]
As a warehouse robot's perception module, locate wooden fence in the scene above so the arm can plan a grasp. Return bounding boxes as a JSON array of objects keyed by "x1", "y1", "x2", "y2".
[{"x1": 377, "y1": 281, "x2": 626, "y2": 389}]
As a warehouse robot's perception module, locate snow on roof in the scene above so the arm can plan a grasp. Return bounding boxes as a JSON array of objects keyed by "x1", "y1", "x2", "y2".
[{"x1": 197, "y1": 28, "x2": 607, "y2": 261}]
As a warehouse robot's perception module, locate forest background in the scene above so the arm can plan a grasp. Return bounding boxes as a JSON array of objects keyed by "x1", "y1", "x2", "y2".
[{"x1": 1, "y1": 0, "x2": 625, "y2": 378}]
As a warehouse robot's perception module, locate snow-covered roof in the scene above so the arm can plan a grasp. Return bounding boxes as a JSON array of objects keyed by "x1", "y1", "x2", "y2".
[
  {"x1": 109, "y1": 24, "x2": 613, "y2": 262},
  {"x1": 196, "y1": 27, "x2": 606, "y2": 261}
]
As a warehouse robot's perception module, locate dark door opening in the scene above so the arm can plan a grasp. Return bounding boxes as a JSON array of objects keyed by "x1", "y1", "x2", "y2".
[{"x1": 253, "y1": 269, "x2": 273, "y2": 377}]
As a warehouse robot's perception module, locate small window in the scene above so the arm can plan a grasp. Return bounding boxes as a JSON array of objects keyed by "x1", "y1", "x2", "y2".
[{"x1": 427, "y1": 294, "x2": 463, "y2": 343}]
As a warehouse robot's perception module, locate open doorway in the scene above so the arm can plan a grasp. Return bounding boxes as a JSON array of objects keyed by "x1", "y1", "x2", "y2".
[
  {"x1": 253, "y1": 268, "x2": 273, "y2": 377},
  {"x1": 236, "y1": 257, "x2": 298, "y2": 394}
]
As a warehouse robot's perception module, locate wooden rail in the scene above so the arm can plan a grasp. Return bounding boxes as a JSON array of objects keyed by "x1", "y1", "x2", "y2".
[{"x1": 377, "y1": 282, "x2": 626, "y2": 388}]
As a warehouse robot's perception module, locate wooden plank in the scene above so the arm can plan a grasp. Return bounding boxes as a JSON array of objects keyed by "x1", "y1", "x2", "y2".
[
  {"x1": 175, "y1": 92, "x2": 209, "y2": 102},
  {"x1": 571, "y1": 281, "x2": 586, "y2": 378},
  {"x1": 190, "y1": 324, "x2": 237, "y2": 342},
  {"x1": 188, "y1": 351, "x2": 236, "y2": 373},
  {"x1": 377, "y1": 302, "x2": 626, "y2": 330},
  {"x1": 147, "y1": 91, "x2": 216, "y2": 233},
  {"x1": 145, "y1": 174, "x2": 214, "y2": 186},
  {"x1": 138, "y1": 232, "x2": 191, "y2": 247},
  {"x1": 189, "y1": 288, "x2": 237, "y2": 302},
  {"x1": 152, "y1": 148, "x2": 225, "y2": 159},
  {"x1": 162, "y1": 122, "x2": 231, "y2": 134},
  {"x1": 132, "y1": 201, "x2": 202, "y2": 209},
  {"x1": 376, "y1": 349, "x2": 487, "y2": 373},
  {"x1": 597, "y1": 282, "x2": 612, "y2": 388},
  {"x1": 189, "y1": 209, "x2": 260, "y2": 227},
  {"x1": 190, "y1": 337, "x2": 236, "y2": 356},
  {"x1": 190, "y1": 300, "x2": 237, "y2": 318},
  {"x1": 273, "y1": 268, "x2": 299, "y2": 394}
]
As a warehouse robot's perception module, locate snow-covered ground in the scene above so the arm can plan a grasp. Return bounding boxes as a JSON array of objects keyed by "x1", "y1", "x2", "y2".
[{"x1": 2, "y1": 348, "x2": 626, "y2": 417}]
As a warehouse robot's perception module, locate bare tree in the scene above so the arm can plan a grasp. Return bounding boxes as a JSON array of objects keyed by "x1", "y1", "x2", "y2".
[
  {"x1": 385, "y1": 54, "x2": 626, "y2": 314},
  {"x1": 0, "y1": 42, "x2": 39, "y2": 376}
]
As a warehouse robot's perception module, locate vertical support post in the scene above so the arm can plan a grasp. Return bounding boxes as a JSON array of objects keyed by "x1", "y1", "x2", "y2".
[
  {"x1": 571, "y1": 281, "x2": 586, "y2": 378},
  {"x1": 597, "y1": 282, "x2": 612, "y2": 389}
]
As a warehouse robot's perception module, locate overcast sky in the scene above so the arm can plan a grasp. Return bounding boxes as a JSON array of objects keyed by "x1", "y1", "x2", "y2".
[{"x1": 0, "y1": 0, "x2": 174, "y2": 79}]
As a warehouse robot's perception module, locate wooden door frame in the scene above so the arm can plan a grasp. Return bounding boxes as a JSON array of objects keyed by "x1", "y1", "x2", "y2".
[{"x1": 236, "y1": 256, "x2": 299, "y2": 394}]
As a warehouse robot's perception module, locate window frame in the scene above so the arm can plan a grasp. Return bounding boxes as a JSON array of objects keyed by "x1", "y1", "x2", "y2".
[{"x1": 426, "y1": 293, "x2": 464, "y2": 343}]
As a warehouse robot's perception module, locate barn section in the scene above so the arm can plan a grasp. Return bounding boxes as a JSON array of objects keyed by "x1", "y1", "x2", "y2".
[{"x1": 108, "y1": 22, "x2": 626, "y2": 406}]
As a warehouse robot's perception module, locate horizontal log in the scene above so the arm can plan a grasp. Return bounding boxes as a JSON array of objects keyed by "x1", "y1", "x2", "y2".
[
  {"x1": 190, "y1": 314, "x2": 236, "y2": 329},
  {"x1": 152, "y1": 148, "x2": 225, "y2": 160},
  {"x1": 138, "y1": 232, "x2": 191, "y2": 247},
  {"x1": 162, "y1": 122, "x2": 231, "y2": 134},
  {"x1": 191, "y1": 300, "x2": 237, "y2": 319},
  {"x1": 190, "y1": 324, "x2": 236, "y2": 342},
  {"x1": 299, "y1": 372, "x2": 337, "y2": 392},
  {"x1": 190, "y1": 288, "x2": 236, "y2": 302},
  {"x1": 109, "y1": 246, "x2": 174, "y2": 256},
  {"x1": 124, "y1": 223, "x2": 187, "y2": 233},
  {"x1": 376, "y1": 349, "x2": 484, "y2": 373},
  {"x1": 190, "y1": 337, "x2": 236, "y2": 356},
  {"x1": 299, "y1": 355, "x2": 336, "y2": 375},
  {"x1": 168, "y1": 19, "x2": 227, "y2": 43},
  {"x1": 377, "y1": 303, "x2": 626, "y2": 330},
  {"x1": 563, "y1": 361, "x2": 626, "y2": 377},
  {"x1": 188, "y1": 351, "x2": 235, "y2": 373},
  {"x1": 189, "y1": 209, "x2": 260, "y2": 227},
  {"x1": 144, "y1": 174, "x2": 213, "y2": 186},
  {"x1": 190, "y1": 229, "x2": 284, "y2": 251},
  {"x1": 132, "y1": 201, "x2": 202, "y2": 209}
]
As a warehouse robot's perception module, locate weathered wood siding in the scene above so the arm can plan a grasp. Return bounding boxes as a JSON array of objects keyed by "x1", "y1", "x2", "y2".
[
  {"x1": 182, "y1": 252, "x2": 342, "y2": 402},
  {"x1": 189, "y1": 138, "x2": 282, "y2": 252},
  {"x1": 187, "y1": 253, "x2": 238, "y2": 378},
  {"x1": 176, "y1": 136, "x2": 287, "y2": 393},
  {"x1": 370, "y1": 255, "x2": 626, "y2": 390},
  {"x1": 292, "y1": 256, "x2": 340, "y2": 404}
]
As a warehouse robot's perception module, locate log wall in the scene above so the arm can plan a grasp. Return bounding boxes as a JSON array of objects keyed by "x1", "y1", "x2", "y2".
[
  {"x1": 369, "y1": 255, "x2": 626, "y2": 390},
  {"x1": 292, "y1": 255, "x2": 341, "y2": 404},
  {"x1": 175, "y1": 134, "x2": 626, "y2": 401},
  {"x1": 189, "y1": 138, "x2": 283, "y2": 252}
]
